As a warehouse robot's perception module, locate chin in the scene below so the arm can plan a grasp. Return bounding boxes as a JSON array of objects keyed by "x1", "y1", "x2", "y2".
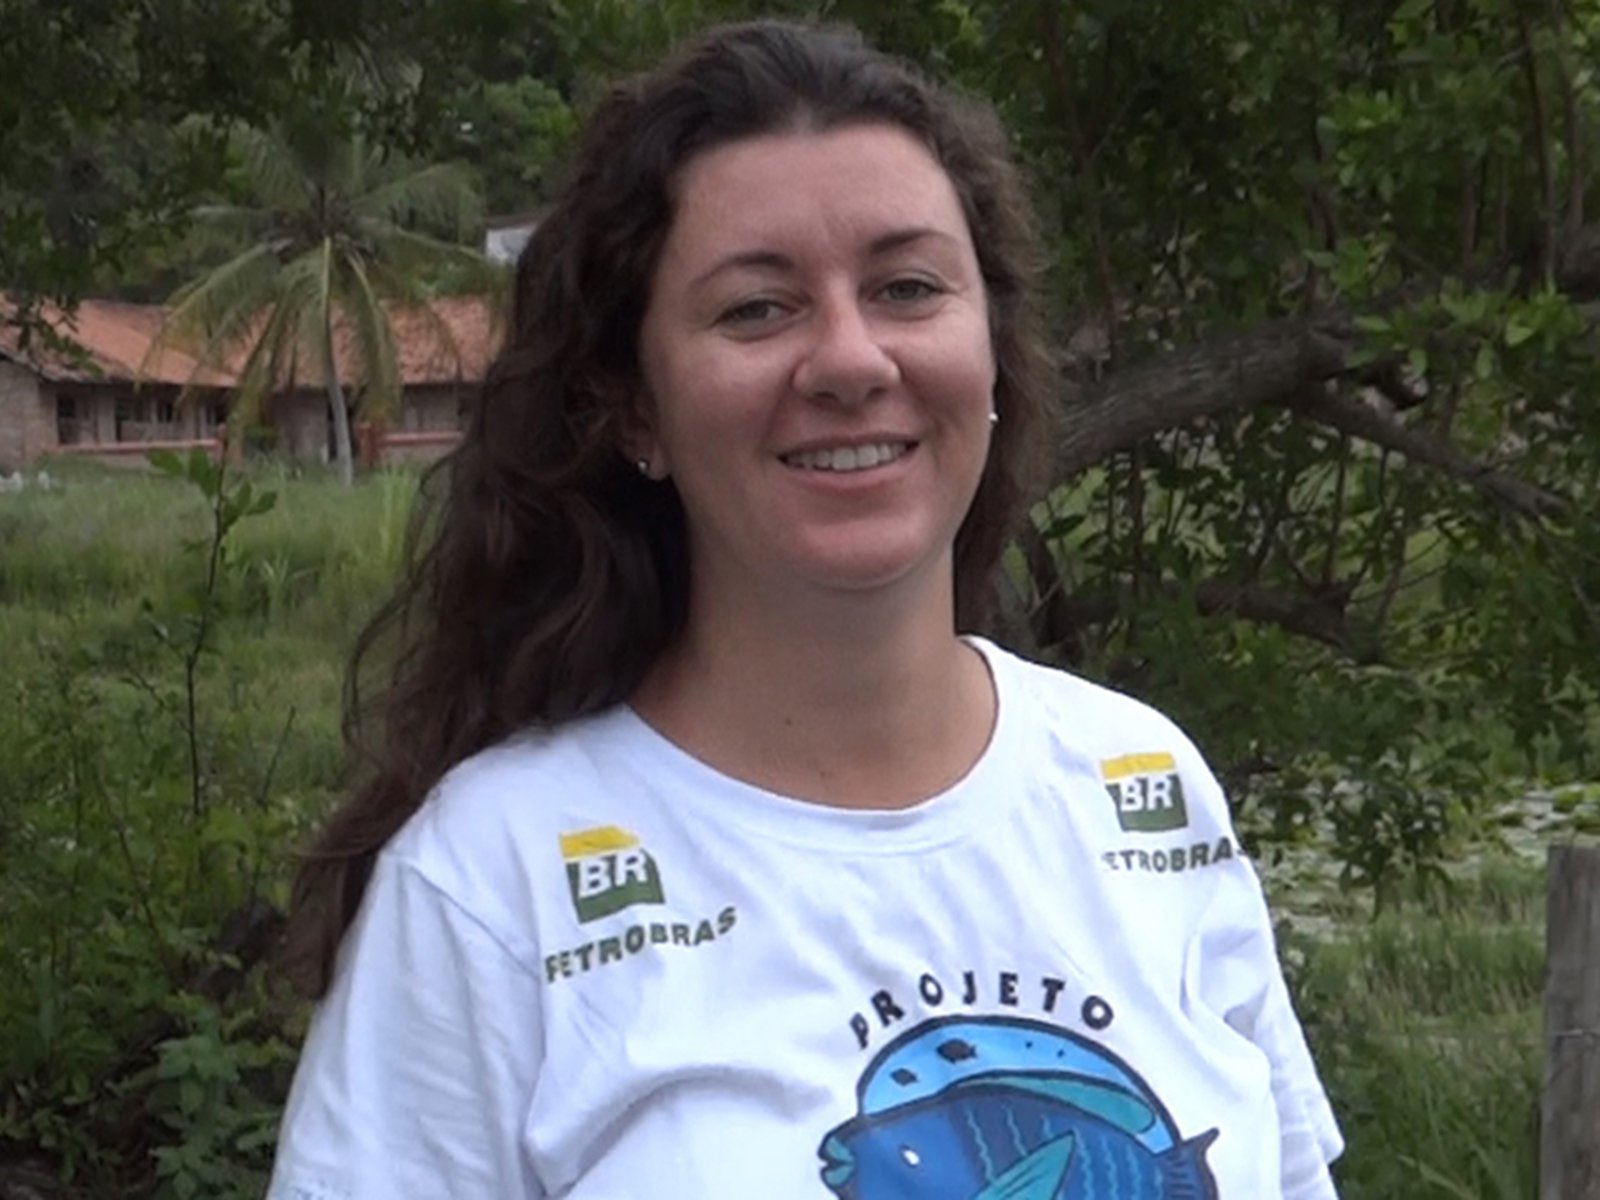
[{"x1": 786, "y1": 536, "x2": 953, "y2": 597}]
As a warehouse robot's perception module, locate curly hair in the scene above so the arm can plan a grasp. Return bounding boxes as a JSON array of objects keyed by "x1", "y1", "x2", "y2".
[{"x1": 282, "y1": 18, "x2": 1056, "y2": 998}]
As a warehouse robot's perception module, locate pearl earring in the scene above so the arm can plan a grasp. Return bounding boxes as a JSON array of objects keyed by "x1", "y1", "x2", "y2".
[
  {"x1": 988, "y1": 410, "x2": 1000, "y2": 426},
  {"x1": 636, "y1": 458, "x2": 651, "y2": 477}
]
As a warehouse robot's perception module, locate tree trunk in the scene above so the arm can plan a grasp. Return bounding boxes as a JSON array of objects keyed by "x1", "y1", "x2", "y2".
[{"x1": 321, "y1": 303, "x2": 354, "y2": 487}]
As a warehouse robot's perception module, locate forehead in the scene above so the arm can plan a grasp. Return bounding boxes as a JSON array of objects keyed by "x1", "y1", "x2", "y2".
[{"x1": 657, "y1": 123, "x2": 972, "y2": 271}]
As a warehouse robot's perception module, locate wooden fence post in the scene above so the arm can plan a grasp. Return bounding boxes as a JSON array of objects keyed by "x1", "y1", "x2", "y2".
[
  {"x1": 356, "y1": 420, "x2": 381, "y2": 470},
  {"x1": 1543, "y1": 844, "x2": 1600, "y2": 1199}
]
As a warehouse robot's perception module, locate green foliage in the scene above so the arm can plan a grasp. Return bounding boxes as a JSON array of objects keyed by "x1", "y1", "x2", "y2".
[
  {"x1": 145, "y1": 999, "x2": 293, "y2": 1200},
  {"x1": 1284, "y1": 883, "x2": 1544, "y2": 1198},
  {"x1": 451, "y1": 77, "x2": 581, "y2": 213},
  {"x1": 0, "y1": 457, "x2": 337, "y2": 1195},
  {"x1": 0, "y1": 0, "x2": 450, "y2": 311}
]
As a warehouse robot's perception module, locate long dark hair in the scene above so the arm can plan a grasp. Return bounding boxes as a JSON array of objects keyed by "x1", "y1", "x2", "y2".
[{"x1": 282, "y1": 19, "x2": 1056, "y2": 998}]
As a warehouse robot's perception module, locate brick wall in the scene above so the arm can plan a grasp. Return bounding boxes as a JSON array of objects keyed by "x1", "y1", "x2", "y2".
[{"x1": 0, "y1": 359, "x2": 57, "y2": 469}]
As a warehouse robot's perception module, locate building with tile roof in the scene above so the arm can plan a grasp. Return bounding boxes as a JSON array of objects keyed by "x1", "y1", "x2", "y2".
[{"x1": 0, "y1": 295, "x2": 501, "y2": 469}]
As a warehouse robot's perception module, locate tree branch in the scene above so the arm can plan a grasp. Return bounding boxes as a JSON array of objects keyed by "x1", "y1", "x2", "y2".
[
  {"x1": 1056, "y1": 318, "x2": 1349, "y2": 476},
  {"x1": 1284, "y1": 387, "x2": 1569, "y2": 520},
  {"x1": 1048, "y1": 577, "x2": 1374, "y2": 661},
  {"x1": 1053, "y1": 221, "x2": 1600, "y2": 491}
]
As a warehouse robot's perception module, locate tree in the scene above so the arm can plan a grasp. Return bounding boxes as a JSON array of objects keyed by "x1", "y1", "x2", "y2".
[
  {"x1": 830, "y1": 0, "x2": 1600, "y2": 892},
  {"x1": 156, "y1": 109, "x2": 490, "y2": 485}
]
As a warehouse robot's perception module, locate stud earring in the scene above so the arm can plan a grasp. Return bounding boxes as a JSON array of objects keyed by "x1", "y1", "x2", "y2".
[
  {"x1": 987, "y1": 410, "x2": 1000, "y2": 427},
  {"x1": 636, "y1": 458, "x2": 652, "y2": 477}
]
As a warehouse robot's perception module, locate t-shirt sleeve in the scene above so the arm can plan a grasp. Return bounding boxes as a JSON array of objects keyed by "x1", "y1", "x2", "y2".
[
  {"x1": 1178, "y1": 748, "x2": 1345, "y2": 1199},
  {"x1": 268, "y1": 853, "x2": 547, "y2": 1200}
]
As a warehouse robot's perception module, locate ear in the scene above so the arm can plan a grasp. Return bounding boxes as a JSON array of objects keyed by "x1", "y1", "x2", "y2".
[{"x1": 616, "y1": 391, "x2": 667, "y2": 481}]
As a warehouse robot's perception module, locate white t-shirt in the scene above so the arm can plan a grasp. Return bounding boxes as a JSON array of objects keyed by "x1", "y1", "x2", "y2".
[{"x1": 269, "y1": 639, "x2": 1342, "y2": 1199}]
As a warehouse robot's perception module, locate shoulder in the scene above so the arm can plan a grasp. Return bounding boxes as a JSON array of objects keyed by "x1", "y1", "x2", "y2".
[
  {"x1": 380, "y1": 705, "x2": 649, "y2": 938},
  {"x1": 977, "y1": 638, "x2": 1202, "y2": 757},
  {"x1": 975, "y1": 638, "x2": 1231, "y2": 820}
]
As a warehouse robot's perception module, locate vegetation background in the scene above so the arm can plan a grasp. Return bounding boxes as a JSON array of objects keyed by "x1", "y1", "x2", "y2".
[{"x1": 3, "y1": 0, "x2": 1599, "y2": 1196}]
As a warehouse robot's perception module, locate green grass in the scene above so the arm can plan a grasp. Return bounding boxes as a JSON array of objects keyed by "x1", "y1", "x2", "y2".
[
  {"x1": 1284, "y1": 863, "x2": 1545, "y2": 1198},
  {"x1": 0, "y1": 462, "x2": 400, "y2": 826}
]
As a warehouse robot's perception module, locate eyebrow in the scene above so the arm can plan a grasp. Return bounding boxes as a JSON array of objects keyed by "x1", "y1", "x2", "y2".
[
  {"x1": 867, "y1": 227, "x2": 957, "y2": 256},
  {"x1": 688, "y1": 227, "x2": 960, "y2": 290}
]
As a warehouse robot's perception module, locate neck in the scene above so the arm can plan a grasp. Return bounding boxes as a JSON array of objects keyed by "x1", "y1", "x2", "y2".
[{"x1": 632, "y1": 571, "x2": 996, "y2": 810}]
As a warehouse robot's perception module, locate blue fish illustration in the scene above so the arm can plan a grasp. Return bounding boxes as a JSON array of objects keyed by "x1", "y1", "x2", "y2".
[{"x1": 818, "y1": 1017, "x2": 1218, "y2": 1200}]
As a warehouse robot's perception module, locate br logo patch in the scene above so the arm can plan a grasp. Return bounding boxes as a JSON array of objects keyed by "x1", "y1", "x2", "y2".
[
  {"x1": 1100, "y1": 752, "x2": 1188, "y2": 833},
  {"x1": 560, "y1": 825, "x2": 665, "y2": 922}
]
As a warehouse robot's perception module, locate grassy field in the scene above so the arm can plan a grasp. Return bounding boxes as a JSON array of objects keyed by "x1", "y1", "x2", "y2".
[{"x1": 0, "y1": 459, "x2": 1576, "y2": 1197}]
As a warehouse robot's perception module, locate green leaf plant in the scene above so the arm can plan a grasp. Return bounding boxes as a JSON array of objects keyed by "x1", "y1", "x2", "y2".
[{"x1": 0, "y1": 452, "x2": 294, "y2": 1197}]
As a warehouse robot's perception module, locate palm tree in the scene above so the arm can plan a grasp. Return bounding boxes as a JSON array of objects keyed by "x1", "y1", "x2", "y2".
[{"x1": 155, "y1": 117, "x2": 492, "y2": 484}]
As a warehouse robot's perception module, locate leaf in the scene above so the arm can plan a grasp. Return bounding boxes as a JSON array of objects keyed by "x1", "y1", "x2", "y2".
[
  {"x1": 185, "y1": 451, "x2": 222, "y2": 497},
  {"x1": 1400, "y1": 1154, "x2": 1482, "y2": 1199},
  {"x1": 202, "y1": 807, "x2": 253, "y2": 851},
  {"x1": 1503, "y1": 315, "x2": 1535, "y2": 348},
  {"x1": 148, "y1": 449, "x2": 184, "y2": 478},
  {"x1": 1473, "y1": 343, "x2": 1496, "y2": 380},
  {"x1": 1440, "y1": 292, "x2": 1488, "y2": 325}
]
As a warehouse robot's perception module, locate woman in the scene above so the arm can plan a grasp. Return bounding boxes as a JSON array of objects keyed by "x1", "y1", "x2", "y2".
[{"x1": 270, "y1": 20, "x2": 1342, "y2": 1199}]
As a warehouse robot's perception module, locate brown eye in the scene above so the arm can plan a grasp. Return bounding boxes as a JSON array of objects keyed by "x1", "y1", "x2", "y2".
[
  {"x1": 720, "y1": 298, "x2": 787, "y2": 324},
  {"x1": 880, "y1": 278, "x2": 940, "y2": 304}
]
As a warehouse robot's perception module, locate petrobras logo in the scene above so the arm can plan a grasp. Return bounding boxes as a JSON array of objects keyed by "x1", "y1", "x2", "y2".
[
  {"x1": 1100, "y1": 752, "x2": 1188, "y2": 833},
  {"x1": 560, "y1": 825, "x2": 665, "y2": 923}
]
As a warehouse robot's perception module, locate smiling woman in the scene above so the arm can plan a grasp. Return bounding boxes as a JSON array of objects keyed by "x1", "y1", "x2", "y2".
[
  {"x1": 627, "y1": 123, "x2": 1001, "y2": 751},
  {"x1": 268, "y1": 19, "x2": 1344, "y2": 1200}
]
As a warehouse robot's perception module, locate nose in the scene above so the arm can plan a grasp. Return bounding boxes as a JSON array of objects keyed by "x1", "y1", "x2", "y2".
[{"x1": 791, "y1": 290, "x2": 899, "y2": 405}]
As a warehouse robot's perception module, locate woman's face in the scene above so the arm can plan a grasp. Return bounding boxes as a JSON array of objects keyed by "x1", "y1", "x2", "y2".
[{"x1": 634, "y1": 122, "x2": 996, "y2": 616}]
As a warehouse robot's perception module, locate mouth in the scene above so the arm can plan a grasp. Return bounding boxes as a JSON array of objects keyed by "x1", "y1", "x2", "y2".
[{"x1": 780, "y1": 441, "x2": 914, "y2": 473}]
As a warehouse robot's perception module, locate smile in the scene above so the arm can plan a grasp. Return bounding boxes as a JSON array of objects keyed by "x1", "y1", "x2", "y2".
[{"x1": 782, "y1": 442, "x2": 912, "y2": 473}]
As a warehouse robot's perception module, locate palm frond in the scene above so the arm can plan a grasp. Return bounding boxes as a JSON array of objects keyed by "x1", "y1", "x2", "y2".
[
  {"x1": 367, "y1": 258, "x2": 464, "y2": 372},
  {"x1": 162, "y1": 243, "x2": 282, "y2": 340},
  {"x1": 356, "y1": 255, "x2": 430, "y2": 310},
  {"x1": 357, "y1": 162, "x2": 484, "y2": 241},
  {"x1": 231, "y1": 300, "x2": 300, "y2": 427},
  {"x1": 149, "y1": 244, "x2": 284, "y2": 396},
  {"x1": 229, "y1": 254, "x2": 326, "y2": 425},
  {"x1": 189, "y1": 204, "x2": 278, "y2": 241},
  {"x1": 344, "y1": 255, "x2": 403, "y2": 424},
  {"x1": 231, "y1": 124, "x2": 308, "y2": 213},
  {"x1": 364, "y1": 226, "x2": 498, "y2": 291}
]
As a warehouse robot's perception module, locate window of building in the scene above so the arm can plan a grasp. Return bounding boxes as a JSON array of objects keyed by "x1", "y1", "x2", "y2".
[{"x1": 56, "y1": 395, "x2": 81, "y2": 445}]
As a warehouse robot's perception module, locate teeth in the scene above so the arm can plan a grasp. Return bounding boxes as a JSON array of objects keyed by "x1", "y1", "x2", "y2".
[{"x1": 786, "y1": 442, "x2": 909, "y2": 472}]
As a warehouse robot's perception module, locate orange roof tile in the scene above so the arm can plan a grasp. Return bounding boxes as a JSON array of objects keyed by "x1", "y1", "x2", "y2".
[{"x1": 0, "y1": 294, "x2": 503, "y2": 390}]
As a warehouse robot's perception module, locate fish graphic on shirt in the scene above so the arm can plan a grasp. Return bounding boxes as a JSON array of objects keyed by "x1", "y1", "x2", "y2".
[{"x1": 817, "y1": 1016, "x2": 1219, "y2": 1199}]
